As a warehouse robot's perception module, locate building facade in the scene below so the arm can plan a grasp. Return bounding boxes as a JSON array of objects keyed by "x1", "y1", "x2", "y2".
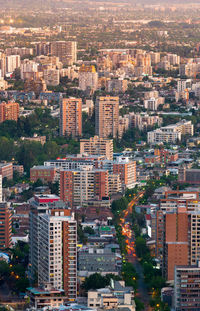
[
  {"x1": 0, "y1": 202, "x2": 12, "y2": 250},
  {"x1": 80, "y1": 136, "x2": 113, "y2": 160},
  {"x1": 60, "y1": 98, "x2": 82, "y2": 138},
  {"x1": 0, "y1": 101, "x2": 19, "y2": 123},
  {"x1": 95, "y1": 96, "x2": 119, "y2": 138}
]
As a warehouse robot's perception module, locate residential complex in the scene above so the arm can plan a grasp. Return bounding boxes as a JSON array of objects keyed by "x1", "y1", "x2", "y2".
[
  {"x1": 50, "y1": 41, "x2": 77, "y2": 66},
  {"x1": 174, "y1": 264, "x2": 200, "y2": 311},
  {"x1": 80, "y1": 136, "x2": 113, "y2": 160},
  {"x1": 148, "y1": 120, "x2": 194, "y2": 144},
  {"x1": 60, "y1": 167, "x2": 109, "y2": 208},
  {"x1": 0, "y1": 162, "x2": 13, "y2": 180},
  {"x1": 95, "y1": 96, "x2": 119, "y2": 138},
  {"x1": 156, "y1": 191, "x2": 200, "y2": 281},
  {"x1": 0, "y1": 101, "x2": 19, "y2": 122},
  {"x1": 29, "y1": 195, "x2": 77, "y2": 300},
  {"x1": 60, "y1": 98, "x2": 82, "y2": 137},
  {"x1": 78, "y1": 65, "x2": 98, "y2": 92},
  {"x1": 38, "y1": 208, "x2": 77, "y2": 299}
]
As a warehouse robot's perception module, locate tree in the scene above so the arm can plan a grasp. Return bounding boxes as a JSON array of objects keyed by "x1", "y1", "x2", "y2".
[
  {"x1": 135, "y1": 237, "x2": 149, "y2": 258},
  {"x1": 84, "y1": 226, "x2": 95, "y2": 235},
  {"x1": 0, "y1": 261, "x2": 10, "y2": 280},
  {"x1": 82, "y1": 273, "x2": 110, "y2": 290}
]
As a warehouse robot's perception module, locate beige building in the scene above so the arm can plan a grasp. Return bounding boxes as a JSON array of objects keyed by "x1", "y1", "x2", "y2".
[
  {"x1": 88, "y1": 280, "x2": 135, "y2": 311},
  {"x1": 148, "y1": 120, "x2": 194, "y2": 144},
  {"x1": 50, "y1": 41, "x2": 77, "y2": 66},
  {"x1": 95, "y1": 96, "x2": 119, "y2": 138},
  {"x1": 108, "y1": 174, "x2": 122, "y2": 195},
  {"x1": 44, "y1": 68, "x2": 60, "y2": 86},
  {"x1": 80, "y1": 136, "x2": 113, "y2": 160},
  {"x1": 78, "y1": 64, "x2": 98, "y2": 92}
]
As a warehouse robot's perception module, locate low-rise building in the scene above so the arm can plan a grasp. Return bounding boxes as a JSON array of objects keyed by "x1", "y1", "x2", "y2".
[
  {"x1": 78, "y1": 247, "x2": 121, "y2": 276},
  {"x1": 0, "y1": 163, "x2": 13, "y2": 180},
  {"x1": 27, "y1": 283, "x2": 67, "y2": 309},
  {"x1": 30, "y1": 166, "x2": 59, "y2": 183},
  {"x1": 88, "y1": 280, "x2": 135, "y2": 311}
]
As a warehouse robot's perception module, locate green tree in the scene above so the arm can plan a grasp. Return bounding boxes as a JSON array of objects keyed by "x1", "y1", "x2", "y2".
[{"x1": 82, "y1": 273, "x2": 110, "y2": 290}]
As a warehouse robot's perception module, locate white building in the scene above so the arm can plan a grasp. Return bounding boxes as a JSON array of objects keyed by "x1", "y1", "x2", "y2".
[
  {"x1": 148, "y1": 129, "x2": 181, "y2": 144},
  {"x1": 79, "y1": 65, "x2": 98, "y2": 92},
  {"x1": 144, "y1": 97, "x2": 164, "y2": 111},
  {"x1": 20, "y1": 59, "x2": 39, "y2": 80},
  {"x1": 38, "y1": 209, "x2": 77, "y2": 299},
  {"x1": 6, "y1": 55, "x2": 21, "y2": 74},
  {"x1": 148, "y1": 120, "x2": 194, "y2": 144}
]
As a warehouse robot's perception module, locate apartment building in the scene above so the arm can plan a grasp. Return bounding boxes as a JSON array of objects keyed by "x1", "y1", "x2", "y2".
[
  {"x1": 30, "y1": 166, "x2": 58, "y2": 183},
  {"x1": 20, "y1": 59, "x2": 39, "y2": 80},
  {"x1": 95, "y1": 96, "x2": 119, "y2": 138},
  {"x1": 44, "y1": 68, "x2": 60, "y2": 86},
  {"x1": 108, "y1": 174, "x2": 122, "y2": 195},
  {"x1": 0, "y1": 101, "x2": 19, "y2": 123},
  {"x1": 156, "y1": 191, "x2": 200, "y2": 281},
  {"x1": 29, "y1": 195, "x2": 61, "y2": 281},
  {"x1": 154, "y1": 149, "x2": 179, "y2": 164},
  {"x1": 35, "y1": 42, "x2": 51, "y2": 56},
  {"x1": 0, "y1": 202, "x2": 12, "y2": 250},
  {"x1": 174, "y1": 264, "x2": 200, "y2": 310},
  {"x1": 0, "y1": 163, "x2": 13, "y2": 180},
  {"x1": 5, "y1": 55, "x2": 20, "y2": 74},
  {"x1": 6, "y1": 47, "x2": 33, "y2": 57},
  {"x1": 144, "y1": 97, "x2": 164, "y2": 111},
  {"x1": 106, "y1": 78, "x2": 128, "y2": 93},
  {"x1": 44, "y1": 155, "x2": 104, "y2": 171},
  {"x1": 27, "y1": 283, "x2": 68, "y2": 309},
  {"x1": 113, "y1": 157, "x2": 136, "y2": 189},
  {"x1": 38, "y1": 209, "x2": 77, "y2": 300},
  {"x1": 80, "y1": 136, "x2": 113, "y2": 160},
  {"x1": 50, "y1": 41, "x2": 77, "y2": 66},
  {"x1": 88, "y1": 280, "x2": 135, "y2": 311},
  {"x1": 78, "y1": 65, "x2": 98, "y2": 92},
  {"x1": 29, "y1": 196, "x2": 77, "y2": 299},
  {"x1": 60, "y1": 167, "x2": 109, "y2": 208},
  {"x1": 179, "y1": 167, "x2": 200, "y2": 184},
  {"x1": 98, "y1": 156, "x2": 136, "y2": 190},
  {"x1": 148, "y1": 120, "x2": 193, "y2": 144},
  {"x1": 60, "y1": 98, "x2": 82, "y2": 138},
  {"x1": 129, "y1": 113, "x2": 163, "y2": 131}
]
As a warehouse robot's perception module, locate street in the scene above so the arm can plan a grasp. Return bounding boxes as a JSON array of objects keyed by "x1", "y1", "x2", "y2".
[{"x1": 120, "y1": 192, "x2": 151, "y2": 310}]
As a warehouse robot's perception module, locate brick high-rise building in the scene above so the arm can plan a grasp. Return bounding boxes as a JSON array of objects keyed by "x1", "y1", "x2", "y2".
[
  {"x1": 29, "y1": 195, "x2": 77, "y2": 300},
  {"x1": 50, "y1": 41, "x2": 77, "y2": 66},
  {"x1": 113, "y1": 157, "x2": 136, "y2": 189},
  {"x1": 156, "y1": 190, "x2": 200, "y2": 281},
  {"x1": 60, "y1": 167, "x2": 109, "y2": 208},
  {"x1": 0, "y1": 202, "x2": 12, "y2": 250},
  {"x1": 95, "y1": 96, "x2": 119, "y2": 138},
  {"x1": 80, "y1": 136, "x2": 113, "y2": 160},
  {"x1": 60, "y1": 98, "x2": 82, "y2": 138},
  {"x1": 0, "y1": 163, "x2": 13, "y2": 180},
  {"x1": 0, "y1": 101, "x2": 19, "y2": 123}
]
